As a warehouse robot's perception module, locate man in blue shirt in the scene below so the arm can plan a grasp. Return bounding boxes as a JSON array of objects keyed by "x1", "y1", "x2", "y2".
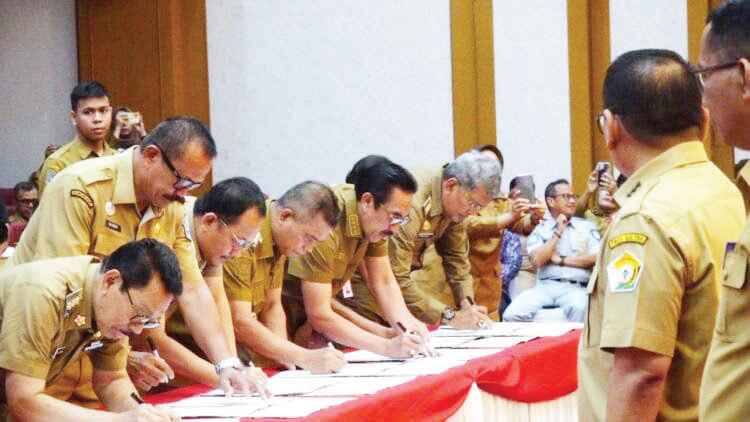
[{"x1": 502, "y1": 179, "x2": 600, "y2": 322}]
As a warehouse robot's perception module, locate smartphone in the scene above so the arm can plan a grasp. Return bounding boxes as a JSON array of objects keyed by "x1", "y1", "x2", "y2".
[
  {"x1": 596, "y1": 161, "x2": 610, "y2": 186},
  {"x1": 515, "y1": 174, "x2": 534, "y2": 202}
]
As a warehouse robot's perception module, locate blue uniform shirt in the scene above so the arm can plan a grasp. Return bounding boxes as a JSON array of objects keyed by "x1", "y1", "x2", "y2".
[{"x1": 527, "y1": 216, "x2": 601, "y2": 283}]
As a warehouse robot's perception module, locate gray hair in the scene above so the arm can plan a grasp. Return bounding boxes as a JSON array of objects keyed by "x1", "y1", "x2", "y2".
[
  {"x1": 276, "y1": 181, "x2": 340, "y2": 227},
  {"x1": 443, "y1": 150, "x2": 502, "y2": 197}
]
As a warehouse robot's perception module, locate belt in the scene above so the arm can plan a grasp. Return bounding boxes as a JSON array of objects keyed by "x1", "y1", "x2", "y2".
[{"x1": 550, "y1": 278, "x2": 587, "y2": 287}]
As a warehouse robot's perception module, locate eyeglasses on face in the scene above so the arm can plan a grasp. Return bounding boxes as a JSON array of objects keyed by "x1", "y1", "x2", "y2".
[
  {"x1": 154, "y1": 144, "x2": 202, "y2": 191},
  {"x1": 553, "y1": 193, "x2": 578, "y2": 201},
  {"x1": 219, "y1": 218, "x2": 258, "y2": 250},
  {"x1": 461, "y1": 189, "x2": 484, "y2": 212},
  {"x1": 692, "y1": 60, "x2": 744, "y2": 88},
  {"x1": 126, "y1": 289, "x2": 161, "y2": 329}
]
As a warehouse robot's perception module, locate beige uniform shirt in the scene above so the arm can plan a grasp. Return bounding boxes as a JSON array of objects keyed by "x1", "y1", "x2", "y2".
[
  {"x1": 577, "y1": 141, "x2": 745, "y2": 422},
  {"x1": 343, "y1": 165, "x2": 473, "y2": 324},
  {"x1": 283, "y1": 185, "x2": 387, "y2": 336},
  {"x1": 699, "y1": 161, "x2": 750, "y2": 421},
  {"x1": 465, "y1": 198, "x2": 534, "y2": 320},
  {"x1": 224, "y1": 200, "x2": 286, "y2": 314},
  {"x1": 39, "y1": 135, "x2": 117, "y2": 195},
  {"x1": 0, "y1": 256, "x2": 128, "y2": 409},
  {"x1": 7, "y1": 146, "x2": 202, "y2": 285}
]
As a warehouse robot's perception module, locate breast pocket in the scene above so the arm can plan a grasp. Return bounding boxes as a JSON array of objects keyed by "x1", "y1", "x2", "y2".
[
  {"x1": 92, "y1": 232, "x2": 129, "y2": 259},
  {"x1": 715, "y1": 249, "x2": 748, "y2": 342}
]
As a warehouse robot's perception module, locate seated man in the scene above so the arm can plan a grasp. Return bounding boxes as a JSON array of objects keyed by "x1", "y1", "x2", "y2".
[
  {"x1": 224, "y1": 181, "x2": 347, "y2": 373},
  {"x1": 130, "y1": 177, "x2": 270, "y2": 394},
  {"x1": 39, "y1": 81, "x2": 117, "y2": 195},
  {"x1": 343, "y1": 151, "x2": 499, "y2": 329},
  {"x1": 503, "y1": 179, "x2": 600, "y2": 322},
  {"x1": 8, "y1": 181, "x2": 38, "y2": 225},
  {"x1": 283, "y1": 157, "x2": 431, "y2": 359},
  {"x1": 0, "y1": 239, "x2": 180, "y2": 421}
]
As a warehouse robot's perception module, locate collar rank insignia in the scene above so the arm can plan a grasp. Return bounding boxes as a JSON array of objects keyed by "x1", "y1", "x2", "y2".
[
  {"x1": 84, "y1": 340, "x2": 103, "y2": 352},
  {"x1": 74, "y1": 315, "x2": 86, "y2": 327},
  {"x1": 64, "y1": 289, "x2": 81, "y2": 318}
]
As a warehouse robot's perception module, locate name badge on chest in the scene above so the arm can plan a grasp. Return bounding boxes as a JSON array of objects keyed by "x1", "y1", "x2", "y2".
[{"x1": 341, "y1": 280, "x2": 354, "y2": 298}]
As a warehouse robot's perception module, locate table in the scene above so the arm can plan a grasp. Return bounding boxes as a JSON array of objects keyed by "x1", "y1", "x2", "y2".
[{"x1": 148, "y1": 328, "x2": 581, "y2": 421}]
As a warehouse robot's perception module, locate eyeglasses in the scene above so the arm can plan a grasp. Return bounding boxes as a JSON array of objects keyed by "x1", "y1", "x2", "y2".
[
  {"x1": 154, "y1": 144, "x2": 202, "y2": 191},
  {"x1": 126, "y1": 289, "x2": 161, "y2": 329},
  {"x1": 220, "y1": 218, "x2": 257, "y2": 250},
  {"x1": 553, "y1": 193, "x2": 578, "y2": 201},
  {"x1": 462, "y1": 190, "x2": 484, "y2": 212},
  {"x1": 16, "y1": 198, "x2": 38, "y2": 207},
  {"x1": 596, "y1": 113, "x2": 606, "y2": 134},
  {"x1": 692, "y1": 60, "x2": 743, "y2": 87},
  {"x1": 389, "y1": 214, "x2": 411, "y2": 226}
]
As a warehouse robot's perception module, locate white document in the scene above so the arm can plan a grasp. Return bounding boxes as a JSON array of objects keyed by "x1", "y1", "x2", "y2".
[
  {"x1": 378, "y1": 357, "x2": 465, "y2": 376},
  {"x1": 436, "y1": 347, "x2": 505, "y2": 362},
  {"x1": 250, "y1": 397, "x2": 355, "y2": 418},
  {"x1": 272, "y1": 361, "x2": 401, "y2": 378},
  {"x1": 458, "y1": 336, "x2": 534, "y2": 349},
  {"x1": 197, "y1": 373, "x2": 338, "y2": 397},
  {"x1": 344, "y1": 349, "x2": 405, "y2": 362},
  {"x1": 512, "y1": 322, "x2": 582, "y2": 338},
  {"x1": 428, "y1": 336, "x2": 478, "y2": 348},
  {"x1": 169, "y1": 395, "x2": 286, "y2": 418},
  {"x1": 305, "y1": 375, "x2": 416, "y2": 396}
]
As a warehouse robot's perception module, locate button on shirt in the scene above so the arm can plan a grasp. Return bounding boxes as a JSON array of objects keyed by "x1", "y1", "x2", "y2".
[{"x1": 527, "y1": 216, "x2": 601, "y2": 283}]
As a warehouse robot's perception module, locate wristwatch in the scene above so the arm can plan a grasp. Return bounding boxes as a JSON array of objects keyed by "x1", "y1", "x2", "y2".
[
  {"x1": 214, "y1": 357, "x2": 243, "y2": 374},
  {"x1": 441, "y1": 307, "x2": 456, "y2": 325}
]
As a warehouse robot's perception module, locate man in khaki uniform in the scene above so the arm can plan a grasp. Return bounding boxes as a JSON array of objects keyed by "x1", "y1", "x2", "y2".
[
  {"x1": 39, "y1": 81, "x2": 116, "y2": 195},
  {"x1": 283, "y1": 158, "x2": 431, "y2": 358},
  {"x1": 8, "y1": 117, "x2": 266, "y2": 400},
  {"x1": 8, "y1": 181, "x2": 38, "y2": 225},
  {"x1": 465, "y1": 145, "x2": 542, "y2": 320},
  {"x1": 343, "y1": 151, "x2": 499, "y2": 329},
  {"x1": 0, "y1": 239, "x2": 181, "y2": 421},
  {"x1": 577, "y1": 49, "x2": 745, "y2": 421},
  {"x1": 128, "y1": 177, "x2": 269, "y2": 395},
  {"x1": 698, "y1": 2, "x2": 750, "y2": 419},
  {"x1": 225, "y1": 181, "x2": 346, "y2": 373}
]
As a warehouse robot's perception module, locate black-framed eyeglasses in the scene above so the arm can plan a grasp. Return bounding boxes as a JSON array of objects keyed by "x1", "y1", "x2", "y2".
[
  {"x1": 126, "y1": 289, "x2": 161, "y2": 329},
  {"x1": 553, "y1": 193, "x2": 578, "y2": 201},
  {"x1": 693, "y1": 60, "x2": 743, "y2": 87},
  {"x1": 154, "y1": 144, "x2": 202, "y2": 191},
  {"x1": 219, "y1": 218, "x2": 257, "y2": 250}
]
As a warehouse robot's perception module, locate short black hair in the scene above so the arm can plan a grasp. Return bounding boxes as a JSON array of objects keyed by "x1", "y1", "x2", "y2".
[
  {"x1": 604, "y1": 49, "x2": 702, "y2": 142},
  {"x1": 471, "y1": 144, "x2": 504, "y2": 168},
  {"x1": 194, "y1": 177, "x2": 266, "y2": 224},
  {"x1": 277, "y1": 181, "x2": 340, "y2": 227},
  {"x1": 706, "y1": 0, "x2": 750, "y2": 62},
  {"x1": 545, "y1": 179, "x2": 569, "y2": 200},
  {"x1": 347, "y1": 155, "x2": 418, "y2": 207},
  {"x1": 13, "y1": 181, "x2": 36, "y2": 200},
  {"x1": 70, "y1": 81, "x2": 110, "y2": 111},
  {"x1": 140, "y1": 116, "x2": 217, "y2": 161},
  {"x1": 102, "y1": 239, "x2": 183, "y2": 295}
]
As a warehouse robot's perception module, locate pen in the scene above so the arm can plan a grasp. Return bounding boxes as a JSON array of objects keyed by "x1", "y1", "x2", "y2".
[
  {"x1": 131, "y1": 392, "x2": 145, "y2": 404},
  {"x1": 146, "y1": 336, "x2": 160, "y2": 358},
  {"x1": 466, "y1": 296, "x2": 475, "y2": 306}
]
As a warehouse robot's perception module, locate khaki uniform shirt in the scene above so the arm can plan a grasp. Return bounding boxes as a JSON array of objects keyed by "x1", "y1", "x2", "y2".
[
  {"x1": 224, "y1": 200, "x2": 286, "y2": 314},
  {"x1": 346, "y1": 165, "x2": 473, "y2": 324},
  {"x1": 699, "y1": 161, "x2": 750, "y2": 421},
  {"x1": 0, "y1": 256, "x2": 128, "y2": 409},
  {"x1": 283, "y1": 185, "x2": 387, "y2": 335},
  {"x1": 465, "y1": 198, "x2": 534, "y2": 320},
  {"x1": 577, "y1": 141, "x2": 745, "y2": 422},
  {"x1": 39, "y1": 135, "x2": 117, "y2": 195},
  {"x1": 7, "y1": 146, "x2": 202, "y2": 285}
]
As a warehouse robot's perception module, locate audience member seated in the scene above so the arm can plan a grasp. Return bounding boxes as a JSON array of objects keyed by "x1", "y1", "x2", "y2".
[
  {"x1": 575, "y1": 167, "x2": 618, "y2": 233},
  {"x1": 498, "y1": 228, "x2": 521, "y2": 314},
  {"x1": 39, "y1": 80, "x2": 117, "y2": 195},
  {"x1": 0, "y1": 219, "x2": 8, "y2": 266},
  {"x1": 506, "y1": 233, "x2": 538, "y2": 301},
  {"x1": 109, "y1": 106, "x2": 147, "y2": 150},
  {"x1": 8, "y1": 181, "x2": 37, "y2": 225},
  {"x1": 502, "y1": 179, "x2": 600, "y2": 322}
]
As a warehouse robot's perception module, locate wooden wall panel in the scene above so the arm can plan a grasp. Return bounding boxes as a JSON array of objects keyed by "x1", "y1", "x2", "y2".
[
  {"x1": 76, "y1": 0, "x2": 211, "y2": 192},
  {"x1": 567, "y1": 0, "x2": 610, "y2": 193},
  {"x1": 450, "y1": 0, "x2": 496, "y2": 156}
]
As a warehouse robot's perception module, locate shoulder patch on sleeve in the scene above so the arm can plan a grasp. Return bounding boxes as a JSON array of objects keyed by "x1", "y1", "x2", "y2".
[
  {"x1": 608, "y1": 233, "x2": 648, "y2": 249},
  {"x1": 607, "y1": 251, "x2": 643, "y2": 292},
  {"x1": 70, "y1": 189, "x2": 94, "y2": 209}
]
